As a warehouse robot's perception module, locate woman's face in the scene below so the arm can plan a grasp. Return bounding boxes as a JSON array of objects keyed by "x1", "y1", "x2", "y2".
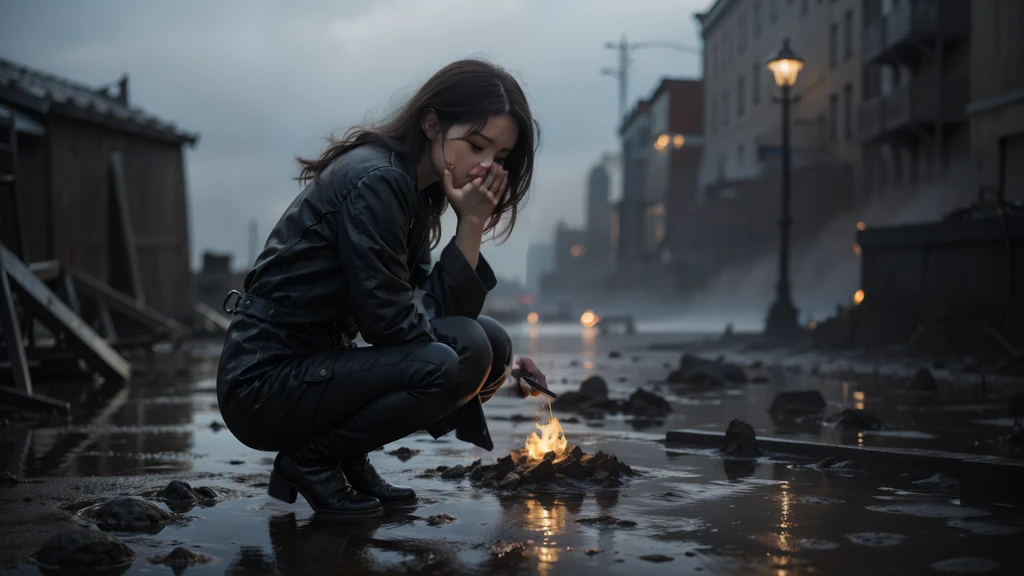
[{"x1": 431, "y1": 114, "x2": 519, "y2": 189}]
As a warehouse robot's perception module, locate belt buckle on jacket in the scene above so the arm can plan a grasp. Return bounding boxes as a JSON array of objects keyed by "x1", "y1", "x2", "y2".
[{"x1": 223, "y1": 290, "x2": 243, "y2": 314}]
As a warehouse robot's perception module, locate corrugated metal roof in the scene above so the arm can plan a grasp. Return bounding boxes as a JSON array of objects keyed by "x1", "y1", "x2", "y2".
[{"x1": 0, "y1": 57, "x2": 198, "y2": 144}]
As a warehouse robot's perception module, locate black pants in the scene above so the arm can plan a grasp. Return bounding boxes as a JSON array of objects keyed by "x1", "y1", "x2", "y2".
[{"x1": 223, "y1": 315, "x2": 511, "y2": 461}]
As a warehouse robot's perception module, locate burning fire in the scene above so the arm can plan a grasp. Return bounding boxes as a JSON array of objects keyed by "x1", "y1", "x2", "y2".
[{"x1": 524, "y1": 401, "x2": 567, "y2": 460}]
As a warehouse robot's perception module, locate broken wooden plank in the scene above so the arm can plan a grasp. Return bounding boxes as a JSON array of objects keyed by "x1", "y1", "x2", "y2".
[
  {"x1": 0, "y1": 385, "x2": 70, "y2": 415},
  {"x1": 107, "y1": 152, "x2": 145, "y2": 305},
  {"x1": 0, "y1": 243, "x2": 32, "y2": 395},
  {"x1": 65, "y1": 266, "x2": 191, "y2": 341},
  {"x1": 2, "y1": 245, "x2": 131, "y2": 384}
]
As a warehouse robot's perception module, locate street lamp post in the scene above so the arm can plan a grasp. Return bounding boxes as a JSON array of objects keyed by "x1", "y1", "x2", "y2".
[
  {"x1": 602, "y1": 35, "x2": 701, "y2": 123},
  {"x1": 764, "y1": 38, "x2": 805, "y2": 341}
]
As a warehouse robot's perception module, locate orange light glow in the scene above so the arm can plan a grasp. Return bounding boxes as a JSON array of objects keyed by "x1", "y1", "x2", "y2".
[
  {"x1": 525, "y1": 416, "x2": 567, "y2": 461},
  {"x1": 526, "y1": 312, "x2": 539, "y2": 325},
  {"x1": 853, "y1": 289, "x2": 865, "y2": 306},
  {"x1": 579, "y1": 310, "x2": 599, "y2": 328},
  {"x1": 857, "y1": 221, "x2": 866, "y2": 231},
  {"x1": 672, "y1": 134, "x2": 685, "y2": 148},
  {"x1": 809, "y1": 321, "x2": 817, "y2": 330},
  {"x1": 853, "y1": 243, "x2": 862, "y2": 256},
  {"x1": 569, "y1": 244, "x2": 585, "y2": 257}
]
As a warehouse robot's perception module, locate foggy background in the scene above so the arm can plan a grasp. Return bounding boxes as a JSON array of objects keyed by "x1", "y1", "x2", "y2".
[{"x1": 0, "y1": 0, "x2": 707, "y2": 284}]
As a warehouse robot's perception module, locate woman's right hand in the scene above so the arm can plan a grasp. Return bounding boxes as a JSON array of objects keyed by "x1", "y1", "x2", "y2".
[{"x1": 442, "y1": 162, "x2": 507, "y2": 229}]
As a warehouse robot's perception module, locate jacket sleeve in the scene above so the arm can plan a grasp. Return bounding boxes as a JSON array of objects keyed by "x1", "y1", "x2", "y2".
[
  {"x1": 337, "y1": 167, "x2": 435, "y2": 345},
  {"x1": 411, "y1": 235, "x2": 497, "y2": 319}
]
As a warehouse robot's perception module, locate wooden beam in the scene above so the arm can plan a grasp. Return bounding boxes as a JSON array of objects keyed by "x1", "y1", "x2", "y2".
[
  {"x1": 65, "y1": 266, "x2": 190, "y2": 341},
  {"x1": 108, "y1": 152, "x2": 145, "y2": 305},
  {"x1": 2, "y1": 246, "x2": 131, "y2": 384},
  {"x1": 0, "y1": 246, "x2": 32, "y2": 395}
]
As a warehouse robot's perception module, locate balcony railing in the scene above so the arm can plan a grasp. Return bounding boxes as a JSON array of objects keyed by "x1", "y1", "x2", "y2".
[
  {"x1": 861, "y1": 0, "x2": 970, "y2": 63},
  {"x1": 857, "y1": 76, "x2": 969, "y2": 141}
]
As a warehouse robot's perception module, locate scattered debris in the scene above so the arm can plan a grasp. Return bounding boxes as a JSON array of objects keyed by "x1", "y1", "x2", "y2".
[
  {"x1": 720, "y1": 419, "x2": 761, "y2": 457},
  {"x1": 36, "y1": 529, "x2": 136, "y2": 569},
  {"x1": 552, "y1": 377, "x2": 671, "y2": 418},
  {"x1": 425, "y1": 514, "x2": 456, "y2": 526},
  {"x1": 386, "y1": 447, "x2": 421, "y2": 461},
  {"x1": 640, "y1": 554, "x2": 674, "y2": 563},
  {"x1": 585, "y1": 548, "x2": 601, "y2": 555},
  {"x1": 826, "y1": 409, "x2": 884, "y2": 432},
  {"x1": 426, "y1": 446, "x2": 637, "y2": 490},
  {"x1": 1, "y1": 468, "x2": 25, "y2": 486},
  {"x1": 666, "y1": 353, "x2": 748, "y2": 385},
  {"x1": 910, "y1": 368, "x2": 938, "y2": 391},
  {"x1": 769, "y1": 391, "x2": 827, "y2": 414},
  {"x1": 150, "y1": 546, "x2": 212, "y2": 569},
  {"x1": 622, "y1": 389, "x2": 673, "y2": 417},
  {"x1": 209, "y1": 421, "x2": 224, "y2": 432},
  {"x1": 228, "y1": 460, "x2": 245, "y2": 465},
  {"x1": 609, "y1": 350, "x2": 622, "y2": 358},
  {"x1": 156, "y1": 480, "x2": 218, "y2": 503},
  {"x1": 94, "y1": 497, "x2": 174, "y2": 532},
  {"x1": 577, "y1": 515, "x2": 637, "y2": 527}
]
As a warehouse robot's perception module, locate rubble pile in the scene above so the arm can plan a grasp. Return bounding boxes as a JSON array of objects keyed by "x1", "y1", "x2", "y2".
[
  {"x1": 666, "y1": 354, "x2": 748, "y2": 386},
  {"x1": 551, "y1": 376, "x2": 672, "y2": 418},
  {"x1": 423, "y1": 445, "x2": 637, "y2": 490}
]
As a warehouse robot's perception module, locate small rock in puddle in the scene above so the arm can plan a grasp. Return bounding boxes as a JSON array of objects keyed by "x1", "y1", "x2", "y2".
[
  {"x1": 577, "y1": 515, "x2": 637, "y2": 528},
  {"x1": 552, "y1": 376, "x2": 671, "y2": 418},
  {"x1": 769, "y1": 391, "x2": 827, "y2": 414},
  {"x1": 797, "y1": 539, "x2": 840, "y2": 550},
  {"x1": 424, "y1": 446, "x2": 637, "y2": 489},
  {"x1": 156, "y1": 480, "x2": 219, "y2": 503},
  {"x1": 720, "y1": 419, "x2": 761, "y2": 457},
  {"x1": 931, "y1": 557, "x2": 1000, "y2": 573},
  {"x1": 665, "y1": 353, "x2": 747, "y2": 385},
  {"x1": 386, "y1": 447, "x2": 421, "y2": 461},
  {"x1": 36, "y1": 529, "x2": 136, "y2": 569},
  {"x1": 826, "y1": 409, "x2": 883, "y2": 431},
  {"x1": 639, "y1": 554, "x2": 674, "y2": 562},
  {"x1": 150, "y1": 546, "x2": 213, "y2": 569},
  {"x1": 845, "y1": 532, "x2": 906, "y2": 547},
  {"x1": 93, "y1": 497, "x2": 175, "y2": 532},
  {"x1": 425, "y1": 514, "x2": 456, "y2": 526}
]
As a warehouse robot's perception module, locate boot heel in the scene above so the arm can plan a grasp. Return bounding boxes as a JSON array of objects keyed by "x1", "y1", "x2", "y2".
[{"x1": 268, "y1": 472, "x2": 298, "y2": 503}]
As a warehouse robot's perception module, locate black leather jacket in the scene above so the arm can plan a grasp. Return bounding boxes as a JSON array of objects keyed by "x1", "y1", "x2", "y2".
[{"x1": 217, "y1": 143, "x2": 497, "y2": 450}]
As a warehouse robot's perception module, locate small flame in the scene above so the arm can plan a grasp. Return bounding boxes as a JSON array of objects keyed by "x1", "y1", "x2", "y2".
[{"x1": 525, "y1": 400, "x2": 567, "y2": 460}]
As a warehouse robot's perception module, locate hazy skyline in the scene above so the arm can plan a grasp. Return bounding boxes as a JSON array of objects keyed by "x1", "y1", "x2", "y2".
[{"x1": 1, "y1": 0, "x2": 707, "y2": 283}]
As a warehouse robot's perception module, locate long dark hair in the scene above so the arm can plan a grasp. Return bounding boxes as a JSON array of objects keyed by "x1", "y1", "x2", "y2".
[{"x1": 297, "y1": 59, "x2": 539, "y2": 247}]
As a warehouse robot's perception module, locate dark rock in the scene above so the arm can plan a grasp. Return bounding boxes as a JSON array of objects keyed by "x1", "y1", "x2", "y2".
[
  {"x1": 769, "y1": 391, "x2": 827, "y2": 414},
  {"x1": 617, "y1": 376, "x2": 628, "y2": 383},
  {"x1": 1, "y1": 468, "x2": 24, "y2": 486},
  {"x1": 469, "y1": 465, "x2": 487, "y2": 482},
  {"x1": 577, "y1": 515, "x2": 637, "y2": 527},
  {"x1": 585, "y1": 548, "x2": 601, "y2": 556},
  {"x1": 569, "y1": 360, "x2": 581, "y2": 367},
  {"x1": 826, "y1": 409, "x2": 883, "y2": 431},
  {"x1": 559, "y1": 445, "x2": 584, "y2": 463},
  {"x1": 440, "y1": 465, "x2": 469, "y2": 480},
  {"x1": 563, "y1": 417, "x2": 581, "y2": 424},
  {"x1": 498, "y1": 472, "x2": 522, "y2": 490},
  {"x1": 386, "y1": 447, "x2": 421, "y2": 461},
  {"x1": 682, "y1": 370, "x2": 726, "y2": 386},
  {"x1": 720, "y1": 419, "x2": 761, "y2": 457},
  {"x1": 579, "y1": 376, "x2": 609, "y2": 400},
  {"x1": 590, "y1": 469, "x2": 623, "y2": 487},
  {"x1": 910, "y1": 367, "x2": 938, "y2": 391},
  {"x1": 552, "y1": 391, "x2": 592, "y2": 411},
  {"x1": 209, "y1": 421, "x2": 223, "y2": 432},
  {"x1": 95, "y1": 497, "x2": 173, "y2": 532},
  {"x1": 543, "y1": 451, "x2": 557, "y2": 462},
  {"x1": 229, "y1": 460, "x2": 245, "y2": 465},
  {"x1": 554, "y1": 459, "x2": 587, "y2": 480},
  {"x1": 640, "y1": 554, "x2": 674, "y2": 563},
  {"x1": 609, "y1": 351, "x2": 622, "y2": 358},
  {"x1": 37, "y1": 529, "x2": 136, "y2": 569},
  {"x1": 151, "y1": 546, "x2": 211, "y2": 569},
  {"x1": 623, "y1": 389, "x2": 672, "y2": 417},
  {"x1": 523, "y1": 459, "x2": 555, "y2": 484},
  {"x1": 156, "y1": 480, "x2": 217, "y2": 503},
  {"x1": 425, "y1": 514, "x2": 456, "y2": 526}
]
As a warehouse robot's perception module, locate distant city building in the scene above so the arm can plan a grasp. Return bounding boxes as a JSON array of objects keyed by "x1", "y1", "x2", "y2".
[
  {"x1": 525, "y1": 243, "x2": 553, "y2": 295},
  {"x1": 586, "y1": 162, "x2": 611, "y2": 267}
]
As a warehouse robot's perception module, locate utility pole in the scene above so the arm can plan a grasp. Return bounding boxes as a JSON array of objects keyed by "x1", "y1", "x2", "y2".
[{"x1": 601, "y1": 36, "x2": 701, "y2": 126}]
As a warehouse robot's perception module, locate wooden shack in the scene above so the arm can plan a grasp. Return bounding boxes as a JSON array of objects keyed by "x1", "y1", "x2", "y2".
[{"x1": 0, "y1": 57, "x2": 198, "y2": 322}]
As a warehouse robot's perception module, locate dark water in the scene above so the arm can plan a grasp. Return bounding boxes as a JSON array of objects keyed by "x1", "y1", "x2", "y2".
[{"x1": 1, "y1": 327, "x2": 1021, "y2": 574}]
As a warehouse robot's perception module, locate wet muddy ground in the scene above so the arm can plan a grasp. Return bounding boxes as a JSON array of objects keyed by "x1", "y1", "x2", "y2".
[{"x1": 2, "y1": 326, "x2": 1022, "y2": 574}]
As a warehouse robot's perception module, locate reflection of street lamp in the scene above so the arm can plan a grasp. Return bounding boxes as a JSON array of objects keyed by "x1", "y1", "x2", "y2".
[{"x1": 764, "y1": 38, "x2": 804, "y2": 341}]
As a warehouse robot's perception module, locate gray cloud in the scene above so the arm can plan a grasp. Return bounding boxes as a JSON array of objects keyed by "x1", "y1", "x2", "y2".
[{"x1": 1, "y1": 0, "x2": 705, "y2": 283}]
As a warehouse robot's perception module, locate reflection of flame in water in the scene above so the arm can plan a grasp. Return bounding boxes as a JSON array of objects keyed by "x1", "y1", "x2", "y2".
[
  {"x1": 524, "y1": 499, "x2": 566, "y2": 574},
  {"x1": 524, "y1": 400, "x2": 567, "y2": 460}
]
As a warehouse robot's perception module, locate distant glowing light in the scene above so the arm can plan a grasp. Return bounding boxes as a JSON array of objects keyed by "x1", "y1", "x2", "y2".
[
  {"x1": 580, "y1": 310, "x2": 599, "y2": 328},
  {"x1": 853, "y1": 289, "x2": 865, "y2": 306},
  {"x1": 527, "y1": 312, "x2": 539, "y2": 325},
  {"x1": 853, "y1": 243, "x2": 862, "y2": 256},
  {"x1": 570, "y1": 244, "x2": 585, "y2": 257},
  {"x1": 857, "y1": 221, "x2": 866, "y2": 231},
  {"x1": 809, "y1": 321, "x2": 817, "y2": 330},
  {"x1": 672, "y1": 134, "x2": 685, "y2": 148}
]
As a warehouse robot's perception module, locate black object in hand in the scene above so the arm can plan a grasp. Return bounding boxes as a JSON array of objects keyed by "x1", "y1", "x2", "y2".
[{"x1": 515, "y1": 370, "x2": 556, "y2": 399}]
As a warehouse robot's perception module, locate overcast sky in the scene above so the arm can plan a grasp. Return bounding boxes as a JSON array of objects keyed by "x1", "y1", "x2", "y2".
[{"x1": 1, "y1": 0, "x2": 706, "y2": 284}]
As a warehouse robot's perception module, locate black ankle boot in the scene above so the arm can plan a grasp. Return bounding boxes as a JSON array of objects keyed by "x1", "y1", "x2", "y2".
[
  {"x1": 342, "y1": 454, "x2": 417, "y2": 505},
  {"x1": 268, "y1": 448, "x2": 383, "y2": 517}
]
